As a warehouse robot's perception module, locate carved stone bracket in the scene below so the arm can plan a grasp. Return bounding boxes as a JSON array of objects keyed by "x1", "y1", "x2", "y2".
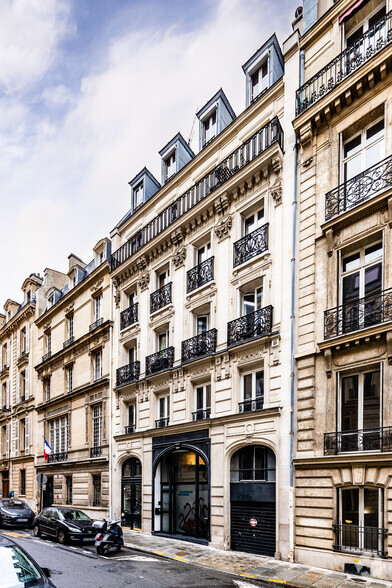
[
  {"x1": 136, "y1": 255, "x2": 148, "y2": 272},
  {"x1": 90, "y1": 278, "x2": 103, "y2": 293},
  {"x1": 214, "y1": 193, "x2": 231, "y2": 216},
  {"x1": 324, "y1": 348, "x2": 332, "y2": 379},
  {"x1": 269, "y1": 177, "x2": 282, "y2": 206},
  {"x1": 64, "y1": 303, "x2": 75, "y2": 314},
  {"x1": 214, "y1": 215, "x2": 232, "y2": 241},
  {"x1": 299, "y1": 122, "x2": 313, "y2": 167},
  {"x1": 326, "y1": 228, "x2": 334, "y2": 257},
  {"x1": 112, "y1": 278, "x2": 120, "y2": 309},
  {"x1": 172, "y1": 246, "x2": 186, "y2": 269},
  {"x1": 272, "y1": 156, "x2": 282, "y2": 174},
  {"x1": 138, "y1": 271, "x2": 150, "y2": 292},
  {"x1": 170, "y1": 228, "x2": 185, "y2": 246}
]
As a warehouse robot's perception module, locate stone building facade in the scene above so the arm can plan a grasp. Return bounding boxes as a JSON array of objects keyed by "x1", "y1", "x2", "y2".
[
  {"x1": 293, "y1": 0, "x2": 392, "y2": 580},
  {"x1": 33, "y1": 239, "x2": 112, "y2": 519}
]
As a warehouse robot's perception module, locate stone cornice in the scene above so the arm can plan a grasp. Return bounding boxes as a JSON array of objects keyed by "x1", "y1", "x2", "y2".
[
  {"x1": 0, "y1": 302, "x2": 35, "y2": 340},
  {"x1": 35, "y1": 377, "x2": 109, "y2": 413}
]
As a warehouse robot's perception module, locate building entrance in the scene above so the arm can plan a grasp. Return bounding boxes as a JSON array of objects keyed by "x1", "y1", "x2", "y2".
[
  {"x1": 1, "y1": 471, "x2": 9, "y2": 498},
  {"x1": 42, "y1": 476, "x2": 53, "y2": 508},
  {"x1": 121, "y1": 458, "x2": 142, "y2": 530}
]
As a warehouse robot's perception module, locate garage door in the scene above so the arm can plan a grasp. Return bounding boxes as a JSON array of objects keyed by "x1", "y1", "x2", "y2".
[{"x1": 231, "y1": 501, "x2": 276, "y2": 556}]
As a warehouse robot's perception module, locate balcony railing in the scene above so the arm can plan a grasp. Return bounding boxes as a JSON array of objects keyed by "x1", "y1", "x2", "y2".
[
  {"x1": 146, "y1": 347, "x2": 174, "y2": 376},
  {"x1": 111, "y1": 117, "x2": 283, "y2": 271},
  {"x1": 89, "y1": 317, "x2": 103, "y2": 332},
  {"x1": 228, "y1": 305, "x2": 273, "y2": 347},
  {"x1": 187, "y1": 257, "x2": 214, "y2": 293},
  {"x1": 324, "y1": 288, "x2": 392, "y2": 339},
  {"x1": 325, "y1": 155, "x2": 392, "y2": 221},
  {"x1": 120, "y1": 303, "x2": 138, "y2": 330},
  {"x1": 192, "y1": 408, "x2": 211, "y2": 421},
  {"x1": 150, "y1": 283, "x2": 172, "y2": 314},
  {"x1": 116, "y1": 361, "x2": 140, "y2": 387},
  {"x1": 296, "y1": 11, "x2": 392, "y2": 115},
  {"x1": 125, "y1": 425, "x2": 135, "y2": 434},
  {"x1": 90, "y1": 446, "x2": 103, "y2": 458},
  {"x1": 181, "y1": 329, "x2": 217, "y2": 363},
  {"x1": 155, "y1": 417, "x2": 169, "y2": 428},
  {"x1": 42, "y1": 352, "x2": 51, "y2": 362},
  {"x1": 333, "y1": 524, "x2": 387, "y2": 557},
  {"x1": 233, "y1": 224, "x2": 269, "y2": 267},
  {"x1": 63, "y1": 336, "x2": 74, "y2": 349},
  {"x1": 48, "y1": 452, "x2": 68, "y2": 463},
  {"x1": 324, "y1": 426, "x2": 392, "y2": 455},
  {"x1": 239, "y1": 398, "x2": 264, "y2": 413}
]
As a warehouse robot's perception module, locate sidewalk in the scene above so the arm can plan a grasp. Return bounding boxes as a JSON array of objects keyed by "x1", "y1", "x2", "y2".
[{"x1": 122, "y1": 529, "x2": 391, "y2": 587}]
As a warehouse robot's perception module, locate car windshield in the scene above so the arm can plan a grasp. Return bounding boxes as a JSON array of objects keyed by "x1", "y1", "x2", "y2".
[
  {"x1": 0, "y1": 544, "x2": 42, "y2": 587},
  {"x1": 58, "y1": 509, "x2": 91, "y2": 521},
  {"x1": 1, "y1": 500, "x2": 27, "y2": 509}
]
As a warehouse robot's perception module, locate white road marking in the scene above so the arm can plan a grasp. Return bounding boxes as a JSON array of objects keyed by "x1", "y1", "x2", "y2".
[
  {"x1": 99, "y1": 555, "x2": 159, "y2": 562},
  {"x1": 234, "y1": 581, "x2": 257, "y2": 588}
]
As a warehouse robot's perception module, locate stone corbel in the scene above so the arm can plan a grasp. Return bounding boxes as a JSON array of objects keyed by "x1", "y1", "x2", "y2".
[
  {"x1": 269, "y1": 177, "x2": 282, "y2": 206},
  {"x1": 138, "y1": 271, "x2": 150, "y2": 292},
  {"x1": 136, "y1": 255, "x2": 148, "y2": 272},
  {"x1": 170, "y1": 228, "x2": 184, "y2": 247},
  {"x1": 299, "y1": 122, "x2": 313, "y2": 167},
  {"x1": 326, "y1": 228, "x2": 334, "y2": 257},
  {"x1": 112, "y1": 278, "x2": 120, "y2": 309},
  {"x1": 214, "y1": 193, "x2": 231, "y2": 216},
  {"x1": 172, "y1": 246, "x2": 187, "y2": 270},
  {"x1": 90, "y1": 278, "x2": 103, "y2": 293},
  {"x1": 271, "y1": 155, "x2": 283, "y2": 174},
  {"x1": 324, "y1": 348, "x2": 332, "y2": 379},
  {"x1": 214, "y1": 215, "x2": 232, "y2": 241}
]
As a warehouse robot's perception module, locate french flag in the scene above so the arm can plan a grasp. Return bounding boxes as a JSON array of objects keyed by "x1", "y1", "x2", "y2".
[{"x1": 44, "y1": 439, "x2": 52, "y2": 460}]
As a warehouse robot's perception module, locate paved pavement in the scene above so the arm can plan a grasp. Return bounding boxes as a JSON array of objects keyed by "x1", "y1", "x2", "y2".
[{"x1": 122, "y1": 529, "x2": 392, "y2": 588}]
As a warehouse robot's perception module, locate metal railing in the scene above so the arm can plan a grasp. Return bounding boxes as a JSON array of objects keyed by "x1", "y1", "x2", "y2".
[
  {"x1": 324, "y1": 426, "x2": 392, "y2": 455},
  {"x1": 228, "y1": 305, "x2": 273, "y2": 347},
  {"x1": 42, "y1": 352, "x2": 51, "y2": 362},
  {"x1": 146, "y1": 347, "x2": 175, "y2": 376},
  {"x1": 155, "y1": 417, "x2": 169, "y2": 428},
  {"x1": 120, "y1": 303, "x2": 138, "y2": 330},
  {"x1": 324, "y1": 288, "x2": 392, "y2": 339},
  {"x1": 89, "y1": 318, "x2": 103, "y2": 332},
  {"x1": 116, "y1": 361, "x2": 140, "y2": 387},
  {"x1": 111, "y1": 117, "x2": 283, "y2": 271},
  {"x1": 125, "y1": 425, "x2": 135, "y2": 434},
  {"x1": 192, "y1": 408, "x2": 211, "y2": 421},
  {"x1": 181, "y1": 329, "x2": 217, "y2": 363},
  {"x1": 63, "y1": 336, "x2": 74, "y2": 349},
  {"x1": 48, "y1": 452, "x2": 68, "y2": 463},
  {"x1": 325, "y1": 155, "x2": 392, "y2": 221},
  {"x1": 239, "y1": 398, "x2": 264, "y2": 413},
  {"x1": 150, "y1": 283, "x2": 172, "y2": 314},
  {"x1": 333, "y1": 524, "x2": 387, "y2": 557},
  {"x1": 187, "y1": 257, "x2": 214, "y2": 293},
  {"x1": 90, "y1": 446, "x2": 103, "y2": 458},
  {"x1": 296, "y1": 11, "x2": 392, "y2": 115},
  {"x1": 233, "y1": 224, "x2": 269, "y2": 267}
]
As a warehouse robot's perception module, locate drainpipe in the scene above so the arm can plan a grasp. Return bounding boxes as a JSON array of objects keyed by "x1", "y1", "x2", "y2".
[
  {"x1": 299, "y1": 50, "x2": 305, "y2": 86},
  {"x1": 108, "y1": 271, "x2": 113, "y2": 520}
]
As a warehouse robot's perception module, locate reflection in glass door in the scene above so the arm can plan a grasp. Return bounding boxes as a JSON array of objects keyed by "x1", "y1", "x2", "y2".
[{"x1": 121, "y1": 458, "x2": 142, "y2": 530}]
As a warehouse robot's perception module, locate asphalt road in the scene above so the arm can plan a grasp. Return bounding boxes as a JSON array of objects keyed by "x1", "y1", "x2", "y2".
[{"x1": 0, "y1": 528, "x2": 265, "y2": 588}]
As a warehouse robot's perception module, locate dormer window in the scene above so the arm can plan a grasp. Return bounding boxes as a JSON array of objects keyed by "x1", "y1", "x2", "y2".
[
  {"x1": 203, "y1": 111, "x2": 216, "y2": 145},
  {"x1": 164, "y1": 152, "x2": 176, "y2": 181},
  {"x1": 250, "y1": 59, "x2": 268, "y2": 102},
  {"x1": 47, "y1": 294, "x2": 54, "y2": 309},
  {"x1": 69, "y1": 270, "x2": 77, "y2": 288},
  {"x1": 133, "y1": 182, "x2": 144, "y2": 210}
]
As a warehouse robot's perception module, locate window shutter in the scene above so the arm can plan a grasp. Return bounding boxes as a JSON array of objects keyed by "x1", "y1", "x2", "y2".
[
  {"x1": 6, "y1": 423, "x2": 10, "y2": 458},
  {"x1": 16, "y1": 374, "x2": 20, "y2": 404},
  {"x1": 25, "y1": 368, "x2": 29, "y2": 400},
  {"x1": 25, "y1": 415, "x2": 30, "y2": 455},
  {"x1": 26, "y1": 325, "x2": 30, "y2": 353},
  {"x1": 5, "y1": 381, "x2": 9, "y2": 409},
  {"x1": 6, "y1": 343, "x2": 9, "y2": 367},
  {"x1": 17, "y1": 330, "x2": 20, "y2": 358},
  {"x1": 14, "y1": 420, "x2": 19, "y2": 457}
]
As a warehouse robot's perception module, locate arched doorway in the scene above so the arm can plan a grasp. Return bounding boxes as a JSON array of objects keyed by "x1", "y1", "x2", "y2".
[
  {"x1": 121, "y1": 458, "x2": 142, "y2": 529},
  {"x1": 154, "y1": 449, "x2": 209, "y2": 541},
  {"x1": 230, "y1": 445, "x2": 276, "y2": 556}
]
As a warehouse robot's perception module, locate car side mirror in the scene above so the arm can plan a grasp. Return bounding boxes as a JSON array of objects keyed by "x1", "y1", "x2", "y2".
[{"x1": 41, "y1": 568, "x2": 51, "y2": 578}]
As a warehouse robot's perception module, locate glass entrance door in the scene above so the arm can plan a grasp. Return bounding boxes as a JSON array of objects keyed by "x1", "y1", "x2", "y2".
[{"x1": 121, "y1": 458, "x2": 142, "y2": 530}]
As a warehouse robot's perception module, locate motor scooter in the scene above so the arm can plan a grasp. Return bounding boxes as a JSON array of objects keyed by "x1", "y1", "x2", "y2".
[{"x1": 93, "y1": 519, "x2": 124, "y2": 555}]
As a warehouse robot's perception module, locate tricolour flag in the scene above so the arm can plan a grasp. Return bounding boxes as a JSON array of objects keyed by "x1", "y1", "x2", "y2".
[{"x1": 43, "y1": 439, "x2": 52, "y2": 460}]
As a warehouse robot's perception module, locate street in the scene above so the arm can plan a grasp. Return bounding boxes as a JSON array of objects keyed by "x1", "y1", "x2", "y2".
[{"x1": 0, "y1": 529, "x2": 265, "y2": 588}]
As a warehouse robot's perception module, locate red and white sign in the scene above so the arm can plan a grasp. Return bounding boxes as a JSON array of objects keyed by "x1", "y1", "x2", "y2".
[{"x1": 249, "y1": 518, "x2": 258, "y2": 527}]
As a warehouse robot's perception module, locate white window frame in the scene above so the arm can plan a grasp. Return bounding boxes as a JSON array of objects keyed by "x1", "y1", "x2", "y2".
[
  {"x1": 338, "y1": 486, "x2": 384, "y2": 552},
  {"x1": 341, "y1": 116, "x2": 385, "y2": 183},
  {"x1": 133, "y1": 182, "x2": 144, "y2": 210},
  {"x1": 344, "y1": 2, "x2": 387, "y2": 48},
  {"x1": 339, "y1": 240, "x2": 383, "y2": 305},
  {"x1": 66, "y1": 366, "x2": 73, "y2": 393},
  {"x1": 92, "y1": 404, "x2": 103, "y2": 448},
  {"x1": 94, "y1": 350, "x2": 102, "y2": 381},
  {"x1": 157, "y1": 330, "x2": 169, "y2": 352},
  {"x1": 202, "y1": 109, "x2": 217, "y2": 145},
  {"x1": 45, "y1": 331, "x2": 51, "y2": 355},
  {"x1": 158, "y1": 395, "x2": 170, "y2": 420},
  {"x1": 194, "y1": 384, "x2": 211, "y2": 411},
  {"x1": 165, "y1": 150, "x2": 176, "y2": 180},
  {"x1": 337, "y1": 366, "x2": 382, "y2": 432},
  {"x1": 196, "y1": 241, "x2": 211, "y2": 265},
  {"x1": 49, "y1": 415, "x2": 68, "y2": 454},
  {"x1": 94, "y1": 294, "x2": 102, "y2": 322},
  {"x1": 242, "y1": 370, "x2": 264, "y2": 402},
  {"x1": 249, "y1": 58, "x2": 269, "y2": 102},
  {"x1": 243, "y1": 204, "x2": 265, "y2": 236},
  {"x1": 157, "y1": 267, "x2": 170, "y2": 289},
  {"x1": 241, "y1": 284, "x2": 263, "y2": 316},
  {"x1": 67, "y1": 315, "x2": 74, "y2": 339}
]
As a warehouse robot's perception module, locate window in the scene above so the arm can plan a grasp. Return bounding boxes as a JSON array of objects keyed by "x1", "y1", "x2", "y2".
[
  {"x1": 20, "y1": 469, "x2": 26, "y2": 496},
  {"x1": 93, "y1": 475, "x2": 101, "y2": 507},
  {"x1": 157, "y1": 268, "x2": 170, "y2": 289},
  {"x1": 196, "y1": 242, "x2": 211, "y2": 264},
  {"x1": 196, "y1": 314, "x2": 209, "y2": 334},
  {"x1": 127, "y1": 404, "x2": 136, "y2": 433},
  {"x1": 231, "y1": 446, "x2": 276, "y2": 482},
  {"x1": 250, "y1": 59, "x2": 268, "y2": 101},
  {"x1": 93, "y1": 351, "x2": 102, "y2": 381},
  {"x1": 342, "y1": 118, "x2": 385, "y2": 182},
  {"x1": 241, "y1": 285, "x2": 263, "y2": 315},
  {"x1": 92, "y1": 404, "x2": 103, "y2": 448},
  {"x1": 241, "y1": 371, "x2": 264, "y2": 412},
  {"x1": 47, "y1": 294, "x2": 54, "y2": 309},
  {"x1": 19, "y1": 419, "x2": 25, "y2": 452},
  {"x1": 345, "y1": 3, "x2": 386, "y2": 48},
  {"x1": 128, "y1": 291, "x2": 137, "y2": 307},
  {"x1": 159, "y1": 395, "x2": 170, "y2": 420},
  {"x1": 128, "y1": 346, "x2": 136, "y2": 365},
  {"x1": 66, "y1": 315, "x2": 74, "y2": 339},
  {"x1": 194, "y1": 384, "x2": 211, "y2": 420},
  {"x1": 203, "y1": 110, "x2": 216, "y2": 145},
  {"x1": 2, "y1": 342, "x2": 8, "y2": 368},
  {"x1": 66, "y1": 366, "x2": 73, "y2": 393},
  {"x1": 94, "y1": 294, "x2": 102, "y2": 322},
  {"x1": 18, "y1": 370, "x2": 27, "y2": 402},
  {"x1": 244, "y1": 206, "x2": 265, "y2": 235},
  {"x1": 165, "y1": 151, "x2": 176, "y2": 180},
  {"x1": 337, "y1": 486, "x2": 384, "y2": 553},
  {"x1": 44, "y1": 330, "x2": 51, "y2": 356},
  {"x1": 66, "y1": 476, "x2": 72, "y2": 505},
  {"x1": 158, "y1": 330, "x2": 169, "y2": 351},
  {"x1": 69, "y1": 271, "x2": 77, "y2": 288},
  {"x1": 49, "y1": 416, "x2": 68, "y2": 454},
  {"x1": 133, "y1": 182, "x2": 144, "y2": 210},
  {"x1": 44, "y1": 379, "x2": 51, "y2": 403},
  {"x1": 19, "y1": 327, "x2": 28, "y2": 355}
]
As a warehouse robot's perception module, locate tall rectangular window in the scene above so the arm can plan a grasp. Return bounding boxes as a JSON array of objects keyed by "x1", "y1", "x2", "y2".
[
  {"x1": 342, "y1": 118, "x2": 385, "y2": 182},
  {"x1": 93, "y1": 475, "x2": 101, "y2": 506},
  {"x1": 159, "y1": 396, "x2": 170, "y2": 420},
  {"x1": 49, "y1": 416, "x2": 68, "y2": 454},
  {"x1": 44, "y1": 379, "x2": 51, "y2": 403},
  {"x1": 250, "y1": 59, "x2": 268, "y2": 101},
  {"x1": 94, "y1": 294, "x2": 102, "y2": 322},
  {"x1": 94, "y1": 351, "x2": 102, "y2": 381},
  {"x1": 67, "y1": 315, "x2": 74, "y2": 339},
  {"x1": 92, "y1": 404, "x2": 103, "y2": 448},
  {"x1": 45, "y1": 330, "x2": 51, "y2": 355},
  {"x1": 338, "y1": 487, "x2": 383, "y2": 553},
  {"x1": 20, "y1": 469, "x2": 26, "y2": 496},
  {"x1": 66, "y1": 366, "x2": 73, "y2": 393},
  {"x1": 133, "y1": 182, "x2": 144, "y2": 210},
  {"x1": 66, "y1": 476, "x2": 72, "y2": 505}
]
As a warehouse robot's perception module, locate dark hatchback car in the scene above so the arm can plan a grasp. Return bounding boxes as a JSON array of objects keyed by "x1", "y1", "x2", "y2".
[
  {"x1": 0, "y1": 534, "x2": 56, "y2": 587},
  {"x1": 33, "y1": 507, "x2": 96, "y2": 544},
  {"x1": 0, "y1": 498, "x2": 35, "y2": 528}
]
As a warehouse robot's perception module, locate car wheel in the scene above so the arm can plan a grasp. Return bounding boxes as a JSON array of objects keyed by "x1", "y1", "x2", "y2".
[
  {"x1": 33, "y1": 525, "x2": 41, "y2": 537},
  {"x1": 96, "y1": 545, "x2": 104, "y2": 555},
  {"x1": 57, "y1": 530, "x2": 67, "y2": 545}
]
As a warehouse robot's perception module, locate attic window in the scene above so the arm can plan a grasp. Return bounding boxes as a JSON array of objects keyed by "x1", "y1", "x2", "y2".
[
  {"x1": 47, "y1": 295, "x2": 54, "y2": 308},
  {"x1": 133, "y1": 182, "x2": 144, "y2": 210},
  {"x1": 70, "y1": 271, "x2": 77, "y2": 288},
  {"x1": 250, "y1": 59, "x2": 268, "y2": 102},
  {"x1": 165, "y1": 152, "x2": 176, "y2": 182},
  {"x1": 203, "y1": 111, "x2": 217, "y2": 146}
]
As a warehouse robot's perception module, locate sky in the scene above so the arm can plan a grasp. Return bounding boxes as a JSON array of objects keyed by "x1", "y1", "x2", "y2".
[{"x1": 0, "y1": 0, "x2": 294, "y2": 308}]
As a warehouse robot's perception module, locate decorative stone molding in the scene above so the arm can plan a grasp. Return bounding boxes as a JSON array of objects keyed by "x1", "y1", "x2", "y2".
[
  {"x1": 112, "y1": 278, "x2": 121, "y2": 309},
  {"x1": 299, "y1": 122, "x2": 313, "y2": 167},
  {"x1": 214, "y1": 215, "x2": 232, "y2": 241},
  {"x1": 269, "y1": 177, "x2": 282, "y2": 206},
  {"x1": 272, "y1": 156, "x2": 282, "y2": 174},
  {"x1": 326, "y1": 228, "x2": 334, "y2": 257},
  {"x1": 136, "y1": 255, "x2": 148, "y2": 272},
  {"x1": 324, "y1": 348, "x2": 332, "y2": 379},
  {"x1": 172, "y1": 246, "x2": 186, "y2": 269},
  {"x1": 214, "y1": 193, "x2": 231, "y2": 216},
  {"x1": 170, "y1": 228, "x2": 185, "y2": 246},
  {"x1": 43, "y1": 322, "x2": 51, "y2": 331},
  {"x1": 90, "y1": 279, "x2": 103, "y2": 293},
  {"x1": 138, "y1": 271, "x2": 150, "y2": 292}
]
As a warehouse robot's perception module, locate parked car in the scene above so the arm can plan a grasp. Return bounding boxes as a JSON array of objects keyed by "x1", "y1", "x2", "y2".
[
  {"x1": 0, "y1": 498, "x2": 35, "y2": 528},
  {"x1": 0, "y1": 534, "x2": 56, "y2": 587},
  {"x1": 33, "y1": 507, "x2": 96, "y2": 544}
]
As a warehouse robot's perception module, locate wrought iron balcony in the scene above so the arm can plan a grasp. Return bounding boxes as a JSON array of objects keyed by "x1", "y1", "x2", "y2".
[
  {"x1": 89, "y1": 317, "x2": 103, "y2": 332},
  {"x1": 324, "y1": 426, "x2": 392, "y2": 455},
  {"x1": 192, "y1": 408, "x2": 211, "y2": 421},
  {"x1": 228, "y1": 305, "x2": 273, "y2": 347},
  {"x1": 325, "y1": 155, "x2": 392, "y2": 221},
  {"x1": 239, "y1": 398, "x2": 264, "y2": 413},
  {"x1": 63, "y1": 336, "x2": 74, "y2": 349},
  {"x1": 233, "y1": 224, "x2": 269, "y2": 267},
  {"x1": 187, "y1": 257, "x2": 214, "y2": 293},
  {"x1": 90, "y1": 446, "x2": 103, "y2": 458},
  {"x1": 111, "y1": 117, "x2": 283, "y2": 271},
  {"x1": 324, "y1": 288, "x2": 392, "y2": 339},
  {"x1": 146, "y1": 347, "x2": 174, "y2": 376},
  {"x1": 125, "y1": 425, "x2": 135, "y2": 434},
  {"x1": 120, "y1": 303, "x2": 138, "y2": 330},
  {"x1": 42, "y1": 352, "x2": 51, "y2": 362},
  {"x1": 116, "y1": 361, "x2": 140, "y2": 387},
  {"x1": 333, "y1": 524, "x2": 387, "y2": 557},
  {"x1": 296, "y1": 11, "x2": 392, "y2": 115},
  {"x1": 150, "y1": 283, "x2": 172, "y2": 314},
  {"x1": 47, "y1": 452, "x2": 68, "y2": 463},
  {"x1": 181, "y1": 329, "x2": 217, "y2": 363},
  {"x1": 155, "y1": 417, "x2": 169, "y2": 428}
]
